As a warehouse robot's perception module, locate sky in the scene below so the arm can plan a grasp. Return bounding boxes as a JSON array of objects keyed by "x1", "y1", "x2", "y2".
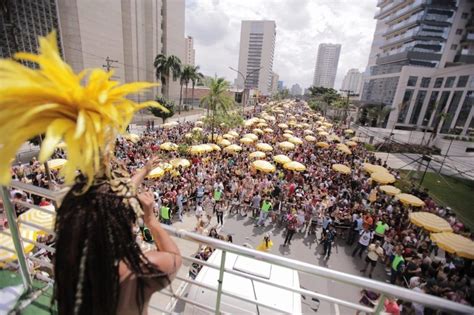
[{"x1": 185, "y1": 0, "x2": 378, "y2": 91}]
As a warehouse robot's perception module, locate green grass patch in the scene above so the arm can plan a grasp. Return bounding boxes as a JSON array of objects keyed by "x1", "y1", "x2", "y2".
[{"x1": 397, "y1": 170, "x2": 474, "y2": 230}]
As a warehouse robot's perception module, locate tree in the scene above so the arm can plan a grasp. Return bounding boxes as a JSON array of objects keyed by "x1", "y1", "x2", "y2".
[
  {"x1": 200, "y1": 77, "x2": 235, "y2": 142},
  {"x1": 308, "y1": 86, "x2": 341, "y2": 117},
  {"x1": 149, "y1": 96, "x2": 175, "y2": 123},
  {"x1": 153, "y1": 54, "x2": 182, "y2": 99},
  {"x1": 367, "y1": 105, "x2": 394, "y2": 127},
  {"x1": 178, "y1": 65, "x2": 193, "y2": 114},
  {"x1": 189, "y1": 66, "x2": 204, "y2": 109}
]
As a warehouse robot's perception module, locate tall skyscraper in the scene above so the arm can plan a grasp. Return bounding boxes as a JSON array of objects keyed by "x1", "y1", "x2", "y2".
[
  {"x1": 270, "y1": 72, "x2": 279, "y2": 95},
  {"x1": 362, "y1": 0, "x2": 474, "y2": 136},
  {"x1": 290, "y1": 84, "x2": 302, "y2": 96},
  {"x1": 312, "y1": 43, "x2": 341, "y2": 89},
  {"x1": 184, "y1": 36, "x2": 195, "y2": 66},
  {"x1": 341, "y1": 69, "x2": 363, "y2": 95},
  {"x1": 236, "y1": 20, "x2": 276, "y2": 96}
]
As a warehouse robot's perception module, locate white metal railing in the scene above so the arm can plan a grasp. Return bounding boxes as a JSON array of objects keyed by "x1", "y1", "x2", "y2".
[{"x1": 1, "y1": 181, "x2": 474, "y2": 314}]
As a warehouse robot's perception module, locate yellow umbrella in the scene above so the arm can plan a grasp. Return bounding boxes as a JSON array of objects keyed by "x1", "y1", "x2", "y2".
[
  {"x1": 363, "y1": 163, "x2": 389, "y2": 174},
  {"x1": 224, "y1": 144, "x2": 243, "y2": 153},
  {"x1": 289, "y1": 137, "x2": 303, "y2": 145},
  {"x1": 184, "y1": 133, "x2": 192, "y2": 139},
  {"x1": 303, "y1": 129, "x2": 314, "y2": 135},
  {"x1": 252, "y1": 160, "x2": 276, "y2": 173},
  {"x1": 228, "y1": 130, "x2": 239, "y2": 137},
  {"x1": 249, "y1": 151, "x2": 266, "y2": 159},
  {"x1": 223, "y1": 133, "x2": 235, "y2": 140},
  {"x1": 0, "y1": 228, "x2": 37, "y2": 267},
  {"x1": 192, "y1": 127, "x2": 203, "y2": 132},
  {"x1": 345, "y1": 141, "x2": 358, "y2": 147},
  {"x1": 207, "y1": 134, "x2": 222, "y2": 142},
  {"x1": 240, "y1": 137, "x2": 255, "y2": 145},
  {"x1": 397, "y1": 193, "x2": 425, "y2": 207},
  {"x1": 160, "y1": 142, "x2": 178, "y2": 151},
  {"x1": 431, "y1": 232, "x2": 474, "y2": 259},
  {"x1": 256, "y1": 143, "x2": 273, "y2": 152},
  {"x1": 209, "y1": 143, "x2": 221, "y2": 151},
  {"x1": 47, "y1": 158, "x2": 67, "y2": 170},
  {"x1": 410, "y1": 212, "x2": 452, "y2": 232},
  {"x1": 284, "y1": 130, "x2": 293, "y2": 134},
  {"x1": 379, "y1": 185, "x2": 401, "y2": 196},
  {"x1": 344, "y1": 129, "x2": 355, "y2": 134},
  {"x1": 278, "y1": 123, "x2": 288, "y2": 129},
  {"x1": 305, "y1": 135, "x2": 316, "y2": 142},
  {"x1": 332, "y1": 164, "x2": 351, "y2": 175},
  {"x1": 318, "y1": 131, "x2": 329, "y2": 136},
  {"x1": 158, "y1": 162, "x2": 173, "y2": 172},
  {"x1": 316, "y1": 141, "x2": 330, "y2": 149},
  {"x1": 162, "y1": 121, "x2": 179, "y2": 128},
  {"x1": 278, "y1": 141, "x2": 296, "y2": 151},
  {"x1": 201, "y1": 144, "x2": 215, "y2": 152},
  {"x1": 189, "y1": 145, "x2": 207, "y2": 155},
  {"x1": 328, "y1": 134, "x2": 341, "y2": 142},
  {"x1": 147, "y1": 167, "x2": 165, "y2": 179},
  {"x1": 282, "y1": 133, "x2": 293, "y2": 139},
  {"x1": 351, "y1": 136, "x2": 364, "y2": 142},
  {"x1": 195, "y1": 121, "x2": 204, "y2": 126},
  {"x1": 253, "y1": 128, "x2": 264, "y2": 135},
  {"x1": 273, "y1": 154, "x2": 292, "y2": 164},
  {"x1": 218, "y1": 139, "x2": 231, "y2": 147},
  {"x1": 19, "y1": 205, "x2": 55, "y2": 233},
  {"x1": 301, "y1": 123, "x2": 311, "y2": 128},
  {"x1": 243, "y1": 133, "x2": 259, "y2": 141},
  {"x1": 283, "y1": 161, "x2": 306, "y2": 172},
  {"x1": 263, "y1": 128, "x2": 274, "y2": 133},
  {"x1": 256, "y1": 122, "x2": 268, "y2": 128},
  {"x1": 170, "y1": 158, "x2": 191, "y2": 168},
  {"x1": 371, "y1": 172, "x2": 395, "y2": 184},
  {"x1": 336, "y1": 144, "x2": 352, "y2": 155}
]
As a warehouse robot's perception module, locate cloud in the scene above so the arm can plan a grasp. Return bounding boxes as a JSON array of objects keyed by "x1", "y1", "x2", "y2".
[{"x1": 185, "y1": 0, "x2": 378, "y2": 90}]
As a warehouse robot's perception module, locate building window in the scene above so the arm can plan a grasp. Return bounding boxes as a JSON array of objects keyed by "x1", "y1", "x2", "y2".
[
  {"x1": 434, "y1": 77, "x2": 444, "y2": 88},
  {"x1": 423, "y1": 91, "x2": 439, "y2": 126},
  {"x1": 441, "y1": 91, "x2": 464, "y2": 133},
  {"x1": 451, "y1": 44, "x2": 458, "y2": 50},
  {"x1": 454, "y1": 91, "x2": 473, "y2": 133},
  {"x1": 456, "y1": 29, "x2": 463, "y2": 35},
  {"x1": 457, "y1": 75, "x2": 469, "y2": 88},
  {"x1": 397, "y1": 89, "x2": 414, "y2": 123},
  {"x1": 407, "y1": 76, "x2": 418, "y2": 87},
  {"x1": 445, "y1": 76, "x2": 456, "y2": 88},
  {"x1": 431, "y1": 91, "x2": 451, "y2": 128},
  {"x1": 420, "y1": 77, "x2": 431, "y2": 88},
  {"x1": 410, "y1": 90, "x2": 427, "y2": 125},
  {"x1": 461, "y1": 12, "x2": 469, "y2": 19}
]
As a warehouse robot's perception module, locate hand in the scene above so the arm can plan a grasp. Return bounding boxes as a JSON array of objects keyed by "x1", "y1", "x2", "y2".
[
  {"x1": 144, "y1": 156, "x2": 161, "y2": 173},
  {"x1": 137, "y1": 191, "x2": 155, "y2": 222}
]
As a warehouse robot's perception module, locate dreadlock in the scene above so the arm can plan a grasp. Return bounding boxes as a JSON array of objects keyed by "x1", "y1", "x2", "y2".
[{"x1": 53, "y1": 176, "x2": 169, "y2": 315}]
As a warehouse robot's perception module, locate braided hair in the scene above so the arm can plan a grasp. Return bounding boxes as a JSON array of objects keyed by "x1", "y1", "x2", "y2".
[{"x1": 53, "y1": 176, "x2": 169, "y2": 315}]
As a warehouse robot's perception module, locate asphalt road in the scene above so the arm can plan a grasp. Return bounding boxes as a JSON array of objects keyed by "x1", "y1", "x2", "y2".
[{"x1": 219, "y1": 213, "x2": 390, "y2": 315}]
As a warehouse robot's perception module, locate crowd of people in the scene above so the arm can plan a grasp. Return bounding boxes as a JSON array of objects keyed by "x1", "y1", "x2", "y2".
[{"x1": 5, "y1": 100, "x2": 474, "y2": 313}]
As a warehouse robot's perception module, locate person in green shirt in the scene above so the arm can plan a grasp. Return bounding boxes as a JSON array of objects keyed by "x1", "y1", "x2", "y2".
[
  {"x1": 374, "y1": 219, "x2": 389, "y2": 242},
  {"x1": 390, "y1": 246, "x2": 405, "y2": 284},
  {"x1": 160, "y1": 200, "x2": 171, "y2": 225},
  {"x1": 255, "y1": 198, "x2": 272, "y2": 227},
  {"x1": 213, "y1": 188, "x2": 223, "y2": 214}
]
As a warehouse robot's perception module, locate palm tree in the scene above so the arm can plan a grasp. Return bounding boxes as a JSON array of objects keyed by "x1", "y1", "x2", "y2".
[
  {"x1": 153, "y1": 54, "x2": 182, "y2": 99},
  {"x1": 189, "y1": 66, "x2": 204, "y2": 109},
  {"x1": 367, "y1": 105, "x2": 394, "y2": 127},
  {"x1": 178, "y1": 65, "x2": 193, "y2": 114},
  {"x1": 200, "y1": 77, "x2": 234, "y2": 141}
]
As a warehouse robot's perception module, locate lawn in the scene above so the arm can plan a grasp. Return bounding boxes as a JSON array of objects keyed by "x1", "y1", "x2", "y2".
[{"x1": 397, "y1": 170, "x2": 474, "y2": 230}]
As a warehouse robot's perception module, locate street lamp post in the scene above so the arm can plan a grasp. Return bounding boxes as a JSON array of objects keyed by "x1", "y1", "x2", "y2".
[
  {"x1": 340, "y1": 89, "x2": 354, "y2": 127},
  {"x1": 229, "y1": 66, "x2": 263, "y2": 114}
]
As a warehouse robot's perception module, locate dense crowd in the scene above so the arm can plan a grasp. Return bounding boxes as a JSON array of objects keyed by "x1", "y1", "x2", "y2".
[{"x1": 5, "y1": 100, "x2": 473, "y2": 313}]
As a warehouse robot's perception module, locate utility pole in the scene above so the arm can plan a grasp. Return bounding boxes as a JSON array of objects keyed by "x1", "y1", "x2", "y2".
[
  {"x1": 103, "y1": 56, "x2": 118, "y2": 72},
  {"x1": 340, "y1": 89, "x2": 353, "y2": 127},
  {"x1": 229, "y1": 66, "x2": 263, "y2": 115}
]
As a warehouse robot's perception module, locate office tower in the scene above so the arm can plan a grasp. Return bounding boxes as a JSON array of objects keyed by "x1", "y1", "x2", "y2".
[
  {"x1": 361, "y1": 0, "x2": 474, "y2": 136},
  {"x1": 277, "y1": 81, "x2": 284, "y2": 91},
  {"x1": 291, "y1": 84, "x2": 302, "y2": 96},
  {"x1": 184, "y1": 36, "x2": 195, "y2": 66},
  {"x1": 341, "y1": 69, "x2": 363, "y2": 95},
  {"x1": 236, "y1": 20, "x2": 276, "y2": 96},
  {"x1": 312, "y1": 43, "x2": 341, "y2": 88},
  {"x1": 270, "y1": 72, "x2": 279, "y2": 95}
]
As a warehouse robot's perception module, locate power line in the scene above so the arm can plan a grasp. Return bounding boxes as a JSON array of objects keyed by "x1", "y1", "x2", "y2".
[{"x1": 102, "y1": 56, "x2": 118, "y2": 72}]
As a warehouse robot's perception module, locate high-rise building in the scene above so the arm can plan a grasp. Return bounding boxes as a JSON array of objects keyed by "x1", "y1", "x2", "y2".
[
  {"x1": 270, "y1": 72, "x2": 279, "y2": 95},
  {"x1": 236, "y1": 20, "x2": 276, "y2": 96},
  {"x1": 277, "y1": 80, "x2": 284, "y2": 91},
  {"x1": 184, "y1": 36, "x2": 195, "y2": 66},
  {"x1": 312, "y1": 43, "x2": 341, "y2": 88},
  {"x1": 361, "y1": 0, "x2": 474, "y2": 136},
  {"x1": 290, "y1": 84, "x2": 302, "y2": 96},
  {"x1": 341, "y1": 69, "x2": 363, "y2": 95}
]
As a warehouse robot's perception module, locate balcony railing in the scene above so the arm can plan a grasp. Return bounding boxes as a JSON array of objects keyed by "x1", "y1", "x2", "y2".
[
  {"x1": 383, "y1": 0, "x2": 426, "y2": 23},
  {"x1": 374, "y1": 0, "x2": 407, "y2": 19},
  {"x1": 1, "y1": 181, "x2": 474, "y2": 314},
  {"x1": 383, "y1": 11, "x2": 424, "y2": 36}
]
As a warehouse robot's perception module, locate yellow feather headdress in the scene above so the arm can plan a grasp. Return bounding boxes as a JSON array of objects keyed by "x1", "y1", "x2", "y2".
[{"x1": 0, "y1": 31, "x2": 167, "y2": 187}]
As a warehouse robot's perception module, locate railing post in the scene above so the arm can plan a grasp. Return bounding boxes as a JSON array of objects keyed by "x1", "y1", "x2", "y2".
[
  {"x1": 215, "y1": 250, "x2": 227, "y2": 315},
  {"x1": 373, "y1": 294, "x2": 386, "y2": 315},
  {"x1": 0, "y1": 186, "x2": 33, "y2": 291}
]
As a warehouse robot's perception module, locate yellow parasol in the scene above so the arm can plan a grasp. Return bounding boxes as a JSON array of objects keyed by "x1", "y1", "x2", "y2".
[
  {"x1": 256, "y1": 122, "x2": 268, "y2": 128},
  {"x1": 397, "y1": 193, "x2": 425, "y2": 207},
  {"x1": 305, "y1": 135, "x2": 317, "y2": 142},
  {"x1": 256, "y1": 143, "x2": 273, "y2": 152},
  {"x1": 288, "y1": 137, "x2": 303, "y2": 145},
  {"x1": 283, "y1": 161, "x2": 306, "y2": 172},
  {"x1": 431, "y1": 232, "x2": 474, "y2": 259},
  {"x1": 327, "y1": 134, "x2": 341, "y2": 142},
  {"x1": 263, "y1": 128, "x2": 274, "y2": 133},
  {"x1": 253, "y1": 128, "x2": 264, "y2": 135},
  {"x1": 363, "y1": 163, "x2": 389, "y2": 174},
  {"x1": 228, "y1": 130, "x2": 239, "y2": 137},
  {"x1": 207, "y1": 134, "x2": 222, "y2": 142},
  {"x1": 282, "y1": 133, "x2": 293, "y2": 139},
  {"x1": 223, "y1": 133, "x2": 235, "y2": 140},
  {"x1": 189, "y1": 145, "x2": 207, "y2": 155},
  {"x1": 184, "y1": 133, "x2": 192, "y2": 139},
  {"x1": 170, "y1": 158, "x2": 191, "y2": 168},
  {"x1": 158, "y1": 162, "x2": 173, "y2": 172},
  {"x1": 410, "y1": 212, "x2": 453, "y2": 232},
  {"x1": 224, "y1": 144, "x2": 242, "y2": 153},
  {"x1": 243, "y1": 133, "x2": 259, "y2": 141},
  {"x1": 379, "y1": 185, "x2": 401, "y2": 196},
  {"x1": 240, "y1": 137, "x2": 255, "y2": 145},
  {"x1": 278, "y1": 123, "x2": 288, "y2": 129},
  {"x1": 47, "y1": 158, "x2": 67, "y2": 170},
  {"x1": 371, "y1": 172, "x2": 395, "y2": 184},
  {"x1": 278, "y1": 141, "x2": 296, "y2": 151},
  {"x1": 318, "y1": 131, "x2": 329, "y2": 136},
  {"x1": 303, "y1": 129, "x2": 314, "y2": 135},
  {"x1": 209, "y1": 143, "x2": 221, "y2": 151},
  {"x1": 160, "y1": 142, "x2": 178, "y2": 151},
  {"x1": 217, "y1": 139, "x2": 231, "y2": 147},
  {"x1": 316, "y1": 141, "x2": 330, "y2": 149},
  {"x1": 345, "y1": 141, "x2": 358, "y2": 147},
  {"x1": 273, "y1": 154, "x2": 292, "y2": 164},
  {"x1": 336, "y1": 144, "x2": 352, "y2": 155},
  {"x1": 252, "y1": 160, "x2": 276, "y2": 173},
  {"x1": 332, "y1": 164, "x2": 351, "y2": 175},
  {"x1": 147, "y1": 167, "x2": 165, "y2": 179},
  {"x1": 195, "y1": 121, "x2": 204, "y2": 126},
  {"x1": 351, "y1": 136, "x2": 364, "y2": 142},
  {"x1": 344, "y1": 129, "x2": 355, "y2": 134},
  {"x1": 19, "y1": 204, "x2": 55, "y2": 233},
  {"x1": 249, "y1": 151, "x2": 266, "y2": 159},
  {"x1": 0, "y1": 228, "x2": 37, "y2": 267},
  {"x1": 283, "y1": 130, "x2": 293, "y2": 134},
  {"x1": 192, "y1": 127, "x2": 203, "y2": 132},
  {"x1": 162, "y1": 121, "x2": 179, "y2": 128}
]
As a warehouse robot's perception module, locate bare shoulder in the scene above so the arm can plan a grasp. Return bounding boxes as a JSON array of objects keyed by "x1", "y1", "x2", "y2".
[{"x1": 144, "y1": 250, "x2": 182, "y2": 277}]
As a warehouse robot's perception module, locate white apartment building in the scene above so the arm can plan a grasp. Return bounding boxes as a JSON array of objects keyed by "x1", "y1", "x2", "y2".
[
  {"x1": 236, "y1": 20, "x2": 276, "y2": 96},
  {"x1": 184, "y1": 36, "x2": 195, "y2": 66},
  {"x1": 312, "y1": 43, "x2": 341, "y2": 89},
  {"x1": 270, "y1": 72, "x2": 279, "y2": 95},
  {"x1": 57, "y1": 0, "x2": 185, "y2": 102},
  {"x1": 341, "y1": 68, "x2": 363, "y2": 95},
  {"x1": 362, "y1": 0, "x2": 474, "y2": 137},
  {"x1": 290, "y1": 83, "x2": 302, "y2": 96}
]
